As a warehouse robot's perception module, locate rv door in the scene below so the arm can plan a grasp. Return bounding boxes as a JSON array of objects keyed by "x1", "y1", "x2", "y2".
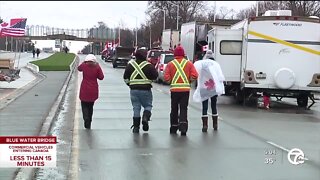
[{"x1": 208, "y1": 29, "x2": 243, "y2": 83}]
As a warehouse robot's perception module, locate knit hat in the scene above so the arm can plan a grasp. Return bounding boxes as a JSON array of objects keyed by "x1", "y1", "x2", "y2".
[
  {"x1": 84, "y1": 54, "x2": 96, "y2": 62},
  {"x1": 134, "y1": 49, "x2": 147, "y2": 60},
  {"x1": 174, "y1": 46, "x2": 185, "y2": 57},
  {"x1": 203, "y1": 50, "x2": 214, "y2": 60}
]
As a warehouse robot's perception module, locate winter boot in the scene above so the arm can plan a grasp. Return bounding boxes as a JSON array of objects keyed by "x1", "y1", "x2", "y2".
[
  {"x1": 84, "y1": 120, "x2": 91, "y2": 129},
  {"x1": 131, "y1": 117, "x2": 141, "y2": 133},
  {"x1": 179, "y1": 122, "x2": 188, "y2": 136},
  {"x1": 170, "y1": 126, "x2": 178, "y2": 134},
  {"x1": 83, "y1": 116, "x2": 92, "y2": 129},
  {"x1": 142, "y1": 110, "x2": 151, "y2": 131},
  {"x1": 212, "y1": 115, "x2": 218, "y2": 131},
  {"x1": 201, "y1": 116, "x2": 208, "y2": 132}
]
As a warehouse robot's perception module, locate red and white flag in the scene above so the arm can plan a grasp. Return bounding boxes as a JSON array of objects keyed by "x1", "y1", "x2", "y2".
[{"x1": 0, "y1": 18, "x2": 27, "y2": 37}]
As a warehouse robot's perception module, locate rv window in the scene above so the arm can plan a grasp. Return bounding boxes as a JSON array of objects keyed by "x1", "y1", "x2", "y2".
[{"x1": 220, "y1": 41, "x2": 242, "y2": 55}]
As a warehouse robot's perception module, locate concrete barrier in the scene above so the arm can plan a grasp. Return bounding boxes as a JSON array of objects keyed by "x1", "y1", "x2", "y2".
[{"x1": 26, "y1": 63, "x2": 39, "y2": 73}]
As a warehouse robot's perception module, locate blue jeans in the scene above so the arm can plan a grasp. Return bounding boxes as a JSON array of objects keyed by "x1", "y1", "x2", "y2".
[{"x1": 130, "y1": 89, "x2": 153, "y2": 118}]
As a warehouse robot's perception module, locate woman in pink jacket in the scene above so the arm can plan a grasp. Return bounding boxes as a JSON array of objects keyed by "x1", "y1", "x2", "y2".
[{"x1": 78, "y1": 54, "x2": 104, "y2": 129}]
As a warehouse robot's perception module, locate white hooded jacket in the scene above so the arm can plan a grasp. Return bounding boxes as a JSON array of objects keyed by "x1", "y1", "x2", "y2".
[{"x1": 193, "y1": 52, "x2": 225, "y2": 103}]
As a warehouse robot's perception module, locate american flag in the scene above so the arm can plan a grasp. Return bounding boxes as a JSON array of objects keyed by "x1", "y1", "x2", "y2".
[{"x1": 0, "y1": 18, "x2": 27, "y2": 37}]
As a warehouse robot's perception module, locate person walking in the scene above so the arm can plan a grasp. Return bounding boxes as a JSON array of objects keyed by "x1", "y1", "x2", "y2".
[
  {"x1": 193, "y1": 50, "x2": 225, "y2": 132},
  {"x1": 32, "y1": 48, "x2": 36, "y2": 58},
  {"x1": 36, "y1": 48, "x2": 40, "y2": 58},
  {"x1": 64, "y1": 46, "x2": 69, "y2": 54},
  {"x1": 123, "y1": 48, "x2": 158, "y2": 133},
  {"x1": 164, "y1": 45, "x2": 198, "y2": 136},
  {"x1": 78, "y1": 54, "x2": 104, "y2": 129}
]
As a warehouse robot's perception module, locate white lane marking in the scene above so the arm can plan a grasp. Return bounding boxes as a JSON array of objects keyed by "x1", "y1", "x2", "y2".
[
  {"x1": 266, "y1": 141, "x2": 309, "y2": 161},
  {"x1": 267, "y1": 141, "x2": 290, "y2": 152},
  {"x1": 68, "y1": 72, "x2": 81, "y2": 180}
]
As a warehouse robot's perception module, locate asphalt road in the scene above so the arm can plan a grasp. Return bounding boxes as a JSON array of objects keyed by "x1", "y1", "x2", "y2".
[
  {"x1": 56, "y1": 56, "x2": 320, "y2": 180},
  {"x1": 1, "y1": 53, "x2": 319, "y2": 180}
]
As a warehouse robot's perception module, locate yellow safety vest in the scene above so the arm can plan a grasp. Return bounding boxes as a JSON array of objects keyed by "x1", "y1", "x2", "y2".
[
  {"x1": 129, "y1": 60, "x2": 152, "y2": 85},
  {"x1": 170, "y1": 59, "x2": 190, "y2": 90}
]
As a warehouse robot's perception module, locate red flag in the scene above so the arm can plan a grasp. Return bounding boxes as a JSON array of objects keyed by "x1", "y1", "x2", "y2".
[{"x1": 0, "y1": 18, "x2": 27, "y2": 37}]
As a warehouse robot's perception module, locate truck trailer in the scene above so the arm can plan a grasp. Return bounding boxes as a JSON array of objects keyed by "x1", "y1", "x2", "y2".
[
  {"x1": 180, "y1": 20, "x2": 239, "y2": 62},
  {"x1": 161, "y1": 29, "x2": 180, "y2": 51}
]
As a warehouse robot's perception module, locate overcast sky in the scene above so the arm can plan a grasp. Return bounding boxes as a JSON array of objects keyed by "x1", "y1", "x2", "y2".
[{"x1": 0, "y1": 1, "x2": 256, "y2": 29}]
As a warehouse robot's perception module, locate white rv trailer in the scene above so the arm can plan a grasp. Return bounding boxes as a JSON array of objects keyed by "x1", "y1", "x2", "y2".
[{"x1": 207, "y1": 10, "x2": 320, "y2": 108}]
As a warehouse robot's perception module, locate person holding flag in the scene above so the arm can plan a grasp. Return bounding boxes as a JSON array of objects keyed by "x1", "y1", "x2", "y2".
[{"x1": 193, "y1": 50, "x2": 225, "y2": 132}]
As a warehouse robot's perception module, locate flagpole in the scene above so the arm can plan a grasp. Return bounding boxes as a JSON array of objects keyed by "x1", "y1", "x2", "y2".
[
  {"x1": 17, "y1": 39, "x2": 21, "y2": 69},
  {"x1": 256, "y1": 2, "x2": 259, "y2": 17},
  {"x1": 5, "y1": 36, "x2": 8, "y2": 51},
  {"x1": 11, "y1": 37, "x2": 13, "y2": 52}
]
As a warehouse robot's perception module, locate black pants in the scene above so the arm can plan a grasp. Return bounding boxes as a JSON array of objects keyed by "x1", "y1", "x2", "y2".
[
  {"x1": 202, "y1": 95, "x2": 218, "y2": 116},
  {"x1": 81, "y1": 101, "x2": 94, "y2": 123},
  {"x1": 170, "y1": 92, "x2": 189, "y2": 127}
]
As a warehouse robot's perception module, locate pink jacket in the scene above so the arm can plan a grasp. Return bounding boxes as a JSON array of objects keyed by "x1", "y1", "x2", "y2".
[{"x1": 78, "y1": 62, "x2": 104, "y2": 102}]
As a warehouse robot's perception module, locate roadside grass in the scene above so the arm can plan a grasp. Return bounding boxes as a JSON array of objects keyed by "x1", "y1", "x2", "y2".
[{"x1": 31, "y1": 52, "x2": 75, "y2": 71}]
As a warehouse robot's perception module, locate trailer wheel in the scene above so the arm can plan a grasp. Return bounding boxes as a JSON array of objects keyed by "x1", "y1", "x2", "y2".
[{"x1": 297, "y1": 94, "x2": 308, "y2": 108}]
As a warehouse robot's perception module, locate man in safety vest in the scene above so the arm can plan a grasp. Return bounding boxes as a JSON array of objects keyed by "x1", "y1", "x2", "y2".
[
  {"x1": 164, "y1": 45, "x2": 198, "y2": 136},
  {"x1": 123, "y1": 48, "x2": 158, "y2": 133}
]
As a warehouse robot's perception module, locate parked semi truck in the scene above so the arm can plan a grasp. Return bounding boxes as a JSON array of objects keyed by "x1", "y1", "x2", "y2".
[{"x1": 207, "y1": 10, "x2": 320, "y2": 108}]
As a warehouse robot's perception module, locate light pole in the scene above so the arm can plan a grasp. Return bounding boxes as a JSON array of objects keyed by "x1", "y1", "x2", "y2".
[
  {"x1": 162, "y1": 9, "x2": 166, "y2": 30},
  {"x1": 149, "y1": 24, "x2": 152, "y2": 49},
  {"x1": 256, "y1": 1, "x2": 259, "y2": 16},
  {"x1": 118, "y1": 22, "x2": 121, "y2": 46},
  {"x1": 135, "y1": 17, "x2": 138, "y2": 47},
  {"x1": 105, "y1": 18, "x2": 117, "y2": 47},
  {"x1": 168, "y1": 1, "x2": 179, "y2": 30},
  {"x1": 214, "y1": 1, "x2": 217, "y2": 22},
  {"x1": 124, "y1": 13, "x2": 138, "y2": 47},
  {"x1": 150, "y1": 8, "x2": 166, "y2": 31}
]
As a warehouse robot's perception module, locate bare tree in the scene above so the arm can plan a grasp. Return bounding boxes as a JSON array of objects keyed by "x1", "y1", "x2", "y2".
[
  {"x1": 97, "y1": 21, "x2": 107, "y2": 28},
  {"x1": 145, "y1": 1, "x2": 208, "y2": 44},
  {"x1": 236, "y1": 1, "x2": 320, "y2": 20},
  {"x1": 285, "y1": 1, "x2": 320, "y2": 16},
  {"x1": 147, "y1": 1, "x2": 208, "y2": 27},
  {"x1": 207, "y1": 5, "x2": 238, "y2": 21},
  {"x1": 219, "y1": 6, "x2": 235, "y2": 19},
  {"x1": 120, "y1": 28, "x2": 135, "y2": 47}
]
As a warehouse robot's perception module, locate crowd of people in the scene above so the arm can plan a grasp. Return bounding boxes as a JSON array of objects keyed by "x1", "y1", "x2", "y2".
[{"x1": 78, "y1": 45, "x2": 226, "y2": 136}]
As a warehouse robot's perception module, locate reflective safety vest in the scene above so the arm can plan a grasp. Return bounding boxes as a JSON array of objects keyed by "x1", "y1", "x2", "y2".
[
  {"x1": 170, "y1": 59, "x2": 190, "y2": 90},
  {"x1": 129, "y1": 60, "x2": 152, "y2": 85}
]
